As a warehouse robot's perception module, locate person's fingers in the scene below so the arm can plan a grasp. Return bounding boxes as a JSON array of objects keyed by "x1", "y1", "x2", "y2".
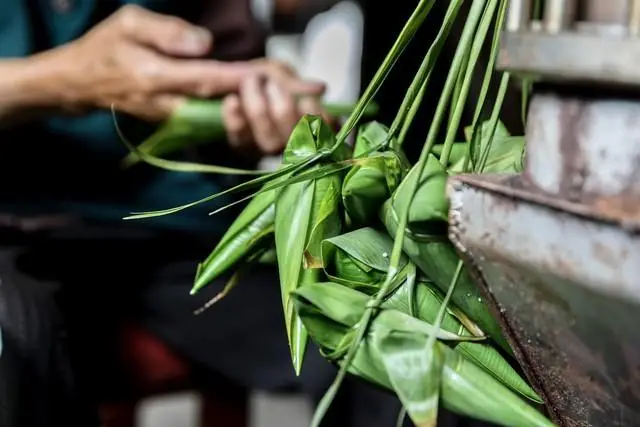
[
  {"x1": 297, "y1": 95, "x2": 324, "y2": 116},
  {"x1": 253, "y1": 60, "x2": 326, "y2": 96},
  {"x1": 222, "y1": 94, "x2": 253, "y2": 150},
  {"x1": 265, "y1": 80, "x2": 298, "y2": 142},
  {"x1": 152, "y1": 59, "x2": 253, "y2": 96},
  {"x1": 114, "y1": 93, "x2": 183, "y2": 122},
  {"x1": 281, "y1": 75, "x2": 326, "y2": 97},
  {"x1": 240, "y1": 75, "x2": 284, "y2": 154},
  {"x1": 297, "y1": 95, "x2": 334, "y2": 126},
  {"x1": 114, "y1": 4, "x2": 213, "y2": 56}
]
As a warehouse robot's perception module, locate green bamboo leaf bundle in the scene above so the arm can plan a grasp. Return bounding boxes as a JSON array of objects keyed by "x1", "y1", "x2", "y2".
[
  {"x1": 381, "y1": 152, "x2": 512, "y2": 353},
  {"x1": 321, "y1": 227, "x2": 541, "y2": 403},
  {"x1": 116, "y1": 0, "x2": 552, "y2": 422},
  {"x1": 293, "y1": 282, "x2": 553, "y2": 427},
  {"x1": 341, "y1": 122, "x2": 407, "y2": 226},
  {"x1": 274, "y1": 115, "x2": 351, "y2": 375},
  {"x1": 121, "y1": 99, "x2": 379, "y2": 168}
]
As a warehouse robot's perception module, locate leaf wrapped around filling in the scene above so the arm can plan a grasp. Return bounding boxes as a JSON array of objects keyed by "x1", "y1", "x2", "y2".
[
  {"x1": 320, "y1": 228, "x2": 540, "y2": 402},
  {"x1": 381, "y1": 154, "x2": 510, "y2": 353},
  {"x1": 293, "y1": 283, "x2": 552, "y2": 427},
  {"x1": 275, "y1": 115, "x2": 351, "y2": 375},
  {"x1": 122, "y1": 99, "x2": 379, "y2": 167},
  {"x1": 341, "y1": 122, "x2": 407, "y2": 226}
]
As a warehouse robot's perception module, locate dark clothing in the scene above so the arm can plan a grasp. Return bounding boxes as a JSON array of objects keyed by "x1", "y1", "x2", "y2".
[
  {"x1": 0, "y1": 245, "x2": 99, "y2": 427},
  {"x1": 0, "y1": 222, "x2": 409, "y2": 427}
]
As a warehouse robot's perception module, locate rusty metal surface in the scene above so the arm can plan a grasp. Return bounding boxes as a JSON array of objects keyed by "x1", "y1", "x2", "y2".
[
  {"x1": 448, "y1": 175, "x2": 640, "y2": 426},
  {"x1": 497, "y1": 31, "x2": 640, "y2": 87},
  {"x1": 581, "y1": 0, "x2": 628, "y2": 24},
  {"x1": 526, "y1": 93, "x2": 640, "y2": 199}
]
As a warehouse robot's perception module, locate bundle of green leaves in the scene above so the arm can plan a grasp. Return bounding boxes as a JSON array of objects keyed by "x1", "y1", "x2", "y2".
[{"x1": 119, "y1": 0, "x2": 553, "y2": 425}]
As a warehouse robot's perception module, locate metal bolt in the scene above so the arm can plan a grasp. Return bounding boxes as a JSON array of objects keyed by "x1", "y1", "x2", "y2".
[
  {"x1": 506, "y1": 0, "x2": 532, "y2": 32},
  {"x1": 544, "y1": 0, "x2": 577, "y2": 33},
  {"x1": 629, "y1": 0, "x2": 640, "y2": 35}
]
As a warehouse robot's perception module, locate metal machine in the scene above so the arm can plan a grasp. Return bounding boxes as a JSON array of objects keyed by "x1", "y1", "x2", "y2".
[{"x1": 448, "y1": 1, "x2": 640, "y2": 425}]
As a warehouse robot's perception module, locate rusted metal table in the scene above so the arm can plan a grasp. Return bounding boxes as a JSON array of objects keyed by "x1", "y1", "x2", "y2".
[{"x1": 448, "y1": 1, "x2": 640, "y2": 425}]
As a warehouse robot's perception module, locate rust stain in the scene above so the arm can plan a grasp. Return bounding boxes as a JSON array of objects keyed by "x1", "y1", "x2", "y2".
[
  {"x1": 556, "y1": 97, "x2": 586, "y2": 200},
  {"x1": 592, "y1": 194, "x2": 640, "y2": 222}
]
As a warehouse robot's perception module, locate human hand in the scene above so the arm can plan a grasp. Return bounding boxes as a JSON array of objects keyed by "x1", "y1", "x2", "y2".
[
  {"x1": 44, "y1": 5, "x2": 254, "y2": 121},
  {"x1": 222, "y1": 60, "x2": 331, "y2": 155}
]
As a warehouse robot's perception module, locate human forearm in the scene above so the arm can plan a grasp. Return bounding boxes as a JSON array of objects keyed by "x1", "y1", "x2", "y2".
[{"x1": 0, "y1": 51, "x2": 72, "y2": 127}]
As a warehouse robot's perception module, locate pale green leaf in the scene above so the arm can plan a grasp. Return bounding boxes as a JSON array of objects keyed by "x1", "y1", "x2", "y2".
[{"x1": 377, "y1": 331, "x2": 445, "y2": 427}]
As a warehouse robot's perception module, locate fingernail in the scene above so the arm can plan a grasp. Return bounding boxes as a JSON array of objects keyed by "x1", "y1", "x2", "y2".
[{"x1": 181, "y1": 27, "x2": 211, "y2": 52}]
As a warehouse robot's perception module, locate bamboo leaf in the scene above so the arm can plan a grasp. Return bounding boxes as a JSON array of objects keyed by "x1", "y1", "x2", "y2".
[
  {"x1": 112, "y1": 104, "x2": 262, "y2": 175},
  {"x1": 293, "y1": 281, "x2": 371, "y2": 328},
  {"x1": 441, "y1": 349, "x2": 552, "y2": 426},
  {"x1": 191, "y1": 191, "x2": 276, "y2": 294},
  {"x1": 342, "y1": 122, "x2": 407, "y2": 225},
  {"x1": 393, "y1": 154, "x2": 450, "y2": 226},
  {"x1": 432, "y1": 143, "x2": 468, "y2": 169},
  {"x1": 121, "y1": 99, "x2": 226, "y2": 167},
  {"x1": 303, "y1": 178, "x2": 342, "y2": 268},
  {"x1": 465, "y1": 121, "x2": 524, "y2": 173},
  {"x1": 377, "y1": 331, "x2": 445, "y2": 427},
  {"x1": 381, "y1": 198, "x2": 511, "y2": 354},
  {"x1": 121, "y1": 98, "x2": 379, "y2": 167},
  {"x1": 295, "y1": 284, "x2": 552, "y2": 427},
  {"x1": 454, "y1": 340, "x2": 542, "y2": 403},
  {"x1": 275, "y1": 115, "x2": 347, "y2": 375},
  {"x1": 294, "y1": 282, "x2": 473, "y2": 342},
  {"x1": 257, "y1": 246, "x2": 277, "y2": 264},
  {"x1": 322, "y1": 227, "x2": 406, "y2": 275},
  {"x1": 123, "y1": 150, "x2": 323, "y2": 220},
  {"x1": 384, "y1": 270, "x2": 540, "y2": 402},
  {"x1": 384, "y1": 281, "x2": 480, "y2": 339}
]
